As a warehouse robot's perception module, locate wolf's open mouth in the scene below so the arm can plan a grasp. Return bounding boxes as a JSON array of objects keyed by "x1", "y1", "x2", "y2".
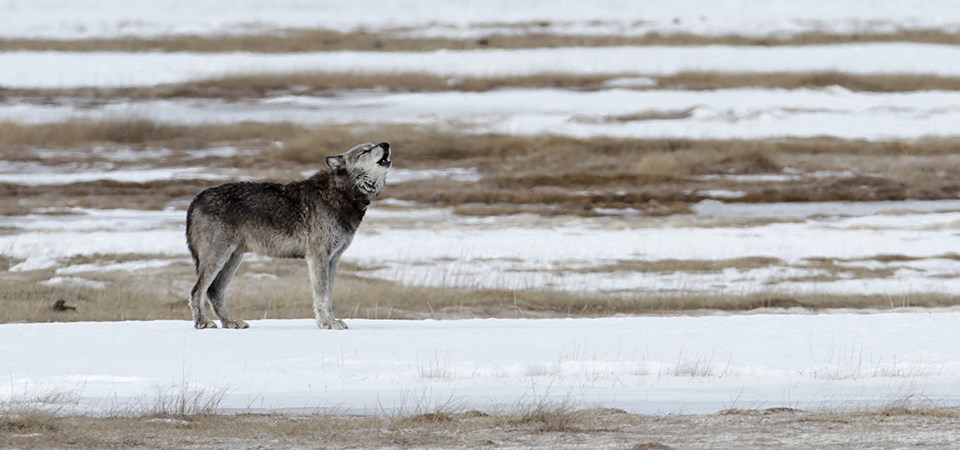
[{"x1": 377, "y1": 145, "x2": 391, "y2": 168}]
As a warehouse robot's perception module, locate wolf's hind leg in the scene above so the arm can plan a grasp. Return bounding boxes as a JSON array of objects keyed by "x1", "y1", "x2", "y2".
[
  {"x1": 207, "y1": 249, "x2": 248, "y2": 329},
  {"x1": 190, "y1": 244, "x2": 236, "y2": 329}
]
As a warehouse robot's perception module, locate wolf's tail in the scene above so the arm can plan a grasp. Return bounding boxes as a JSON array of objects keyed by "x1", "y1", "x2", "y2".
[{"x1": 185, "y1": 201, "x2": 199, "y2": 273}]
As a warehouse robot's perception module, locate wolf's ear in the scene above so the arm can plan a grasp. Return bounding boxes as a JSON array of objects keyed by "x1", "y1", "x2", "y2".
[{"x1": 326, "y1": 155, "x2": 346, "y2": 171}]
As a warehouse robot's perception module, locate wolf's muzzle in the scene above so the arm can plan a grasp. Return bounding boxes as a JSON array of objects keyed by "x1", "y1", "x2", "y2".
[{"x1": 377, "y1": 142, "x2": 391, "y2": 168}]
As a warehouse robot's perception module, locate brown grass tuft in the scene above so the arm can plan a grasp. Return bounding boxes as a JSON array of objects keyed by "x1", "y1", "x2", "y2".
[{"x1": 4, "y1": 28, "x2": 960, "y2": 53}]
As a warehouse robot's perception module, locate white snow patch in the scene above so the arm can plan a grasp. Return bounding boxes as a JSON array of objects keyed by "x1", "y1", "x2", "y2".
[
  {"x1": 6, "y1": 44, "x2": 960, "y2": 88},
  {"x1": 602, "y1": 77, "x2": 658, "y2": 89},
  {"x1": 388, "y1": 168, "x2": 482, "y2": 184},
  {"x1": 40, "y1": 277, "x2": 107, "y2": 289},
  {"x1": 56, "y1": 259, "x2": 181, "y2": 275},
  {"x1": 3, "y1": 315, "x2": 960, "y2": 415},
  {"x1": 693, "y1": 199, "x2": 960, "y2": 219},
  {"x1": 700, "y1": 190, "x2": 747, "y2": 199},
  {"x1": 9, "y1": 87, "x2": 960, "y2": 140},
  {"x1": 0, "y1": 166, "x2": 241, "y2": 185},
  {"x1": 6, "y1": 203, "x2": 960, "y2": 295}
]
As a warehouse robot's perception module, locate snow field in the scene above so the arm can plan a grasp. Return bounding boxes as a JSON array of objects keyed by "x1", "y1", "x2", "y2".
[
  {"x1": 8, "y1": 86, "x2": 960, "y2": 140},
  {"x1": 6, "y1": 44, "x2": 960, "y2": 89},
  {"x1": 3, "y1": 314, "x2": 959, "y2": 415},
  {"x1": 5, "y1": 204, "x2": 960, "y2": 295}
]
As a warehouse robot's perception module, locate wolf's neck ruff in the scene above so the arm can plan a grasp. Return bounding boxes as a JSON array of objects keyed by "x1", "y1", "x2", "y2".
[{"x1": 353, "y1": 170, "x2": 385, "y2": 199}]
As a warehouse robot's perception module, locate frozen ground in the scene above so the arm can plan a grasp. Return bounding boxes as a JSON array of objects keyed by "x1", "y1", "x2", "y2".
[
  {"x1": 5, "y1": 200, "x2": 960, "y2": 295},
  {"x1": 3, "y1": 314, "x2": 960, "y2": 415},
  {"x1": 4, "y1": 0, "x2": 960, "y2": 425},
  {"x1": 8, "y1": 87, "x2": 960, "y2": 140},
  {"x1": 5, "y1": 43, "x2": 960, "y2": 88},
  {"x1": 1, "y1": 0, "x2": 958, "y2": 39}
]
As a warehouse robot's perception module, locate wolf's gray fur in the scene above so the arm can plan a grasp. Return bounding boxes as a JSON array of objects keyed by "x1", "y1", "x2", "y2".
[{"x1": 185, "y1": 142, "x2": 391, "y2": 330}]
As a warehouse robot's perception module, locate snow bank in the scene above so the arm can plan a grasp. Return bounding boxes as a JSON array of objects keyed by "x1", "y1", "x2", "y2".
[
  {"x1": 5, "y1": 204, "x2": 960, "y2": 295},
  {"x1": 8, "y1": 87, "x2": 960, "y2": 140},
  {"x1": 3, "y1": 314, "x2": 960, "y2": 415},
  {"x1": 5, "y1": 43, "x2": 960, "y2": 88}
]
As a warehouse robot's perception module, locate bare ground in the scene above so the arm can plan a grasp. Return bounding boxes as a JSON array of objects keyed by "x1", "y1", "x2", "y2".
[{"x1": 3, "y1": 407, "x2": 960, "y2": 449}]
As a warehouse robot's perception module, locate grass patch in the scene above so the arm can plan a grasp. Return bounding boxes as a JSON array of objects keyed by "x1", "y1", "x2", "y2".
[
  {"x1": 504, "y1": 398, "x2": 584, "y2": 433},
  {"x1": 3, "y1": 257, "x2": 960, "y2": 325},
  {"x1": 4, "y1": 28, "x2": 960, "y2": 53},
  {"x1": 141, "y1": 385, "x2": 228, "y2": 418},
  {"x1": 4, "y1": 121, "x2": 960, "y2": 217},
  {"x1": 9, "y1": 71, "x2": 960, "y2": 101},
  {"x1": 2, "y1": 406, "x2": 959, "y2": 449}
]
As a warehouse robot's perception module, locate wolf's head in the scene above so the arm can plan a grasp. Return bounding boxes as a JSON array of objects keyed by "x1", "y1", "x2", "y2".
[{"x1": 326, "y1": 142, "x2": 391, "y2": 199}]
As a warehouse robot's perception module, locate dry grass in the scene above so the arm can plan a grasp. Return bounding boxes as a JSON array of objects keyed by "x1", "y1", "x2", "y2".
[
  {"x1": 4, "y1": 121, "x2": 960, "y2": 217},
  {"x1": 4, "y1": 28, "x2": 960, "y2": 53},
  {"x1": 3, "y1": 257, "x2": 960, "y2": 326},
  {"x1": 3, "y1": 405, "x2": 960, "y2": 449},
  {"x1": 7, "y1": 71, "x2": 960, "y2": 101}
]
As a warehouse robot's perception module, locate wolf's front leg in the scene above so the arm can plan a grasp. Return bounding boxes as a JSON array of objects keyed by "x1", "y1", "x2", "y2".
[{"x1": 306, "y1": 253, "x2": 347, "y2": 330}]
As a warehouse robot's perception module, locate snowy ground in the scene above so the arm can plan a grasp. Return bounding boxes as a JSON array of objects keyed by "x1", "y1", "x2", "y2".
[
  {"x1": 3, "y1": 314, "x2": 959, "y2": 415},
  {"x1": 5, "y1": 199, "x2": 960, "y2": 296},
  {"x1": 4, "y1": 0, "x2": 960, "y2": 422},
  {"x1": 6, "y1": 43, "x2": 960, "y2": 88},
  {"x1": 8, "y1": 87, "x2": 960, "y2": 140},
  {"x1": 2, "y1": 0, "x2": 958, "y2": 39}
]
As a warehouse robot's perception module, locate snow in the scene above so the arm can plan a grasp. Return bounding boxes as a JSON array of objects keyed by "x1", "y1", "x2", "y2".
[
  {"x1": 5, "y1": 203, "x2": 960, "y2": 295},
  {"x1": 1, "y1": 0, "x2": 958, "y2": 39},
  {"x1": 56, "y1": 259, "x2": 181, "y2": 275},
  {"x1": 0, "y1": 209, "x2": 186, "y2": 271},
  {"x1": 384, "y1": 167, "x2": 482, "y2": 184},
  {"x1": 693, "y1": 199, "x2": 960, "y2": 219},
  {"x1": 5, "y1": 43, "x2": 960, "y2": 88},
  {"x1": 39, "y1": 276, "x2": 107, "y2": 289},
  {"x1": 0, "y1": 164, "x2": 239, "y2": 185},
  {"x1": 3, "y1": 314, "x2": 960, "y2": 415},
  {"x1": 9, "y1": 87, "x2": 960, "y2": 140}
]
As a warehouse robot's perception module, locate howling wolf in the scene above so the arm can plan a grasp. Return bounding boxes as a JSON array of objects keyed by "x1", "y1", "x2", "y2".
[{"x1": 185, "y1": 142, "x2": 391, "y2": 330}]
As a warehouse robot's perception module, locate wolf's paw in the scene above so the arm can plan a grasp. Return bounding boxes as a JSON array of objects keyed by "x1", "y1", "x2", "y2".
[
  {"x1": 194, "y1": 320, "x2": 218, "y2": 329},
  {"x1": 222, "y1": 320, "x2": 249, "y2": 329},
  {"x1": 318, "y1": 319, "x2": 348, "y2": 330}
]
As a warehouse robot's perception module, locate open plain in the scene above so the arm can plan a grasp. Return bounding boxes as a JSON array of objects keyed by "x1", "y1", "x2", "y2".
[{"x1": 3, "y1": 1, "x2": 960, "y2": 448}]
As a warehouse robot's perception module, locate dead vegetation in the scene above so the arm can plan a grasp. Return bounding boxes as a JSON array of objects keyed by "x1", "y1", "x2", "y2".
[
  {"x1": 4, "y1": 28, "x2": 960, "y2": 53},
  {"x1": 7, "y1": 71, "x2": 960, "y2": 101},
  {"x1": 4, "y1": 121, "x2": 960, "y2": 217},
  {"x1": 2, "y1": 256, "x2": 960, "y2": 325},
  {"x1": 2, "y1": 404, "x2": 960, "y2": 449}
]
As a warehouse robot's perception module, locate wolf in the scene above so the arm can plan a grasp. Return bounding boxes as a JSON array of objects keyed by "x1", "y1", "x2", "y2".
[{"x1": 185, "y1": 142, "x2": 391, "y2": 330}]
